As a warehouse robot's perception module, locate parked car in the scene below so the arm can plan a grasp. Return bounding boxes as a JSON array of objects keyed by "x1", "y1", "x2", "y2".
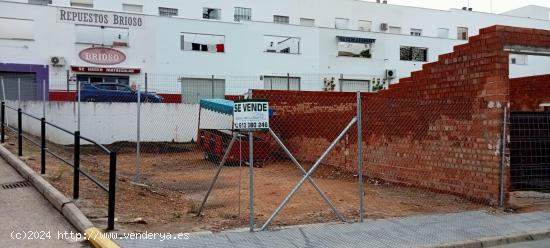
[{"x1": 77, "y1": 83, "x2": 164, "y2": 103}]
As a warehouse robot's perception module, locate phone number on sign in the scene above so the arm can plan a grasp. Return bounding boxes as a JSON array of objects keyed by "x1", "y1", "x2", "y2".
[{"x1": 234, "y1": 122, "x2": 268, "y2": 129}]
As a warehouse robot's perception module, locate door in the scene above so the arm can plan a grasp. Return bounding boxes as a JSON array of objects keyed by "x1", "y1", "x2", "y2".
[
  {"x1": 263, "y1": 76, "x2": 300, "y2": 91},
  {"x1": 180, "y1": 77, "x2": 225, "y2": 104},
  {"x1": 340, "y1": 79, "x2": 371, "y2": 92},
  {"x1": 0, "y1": 72, "x2": 38, "y2": 101}
]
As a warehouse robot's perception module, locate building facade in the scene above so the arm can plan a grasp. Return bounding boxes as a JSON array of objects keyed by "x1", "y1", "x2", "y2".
[{"x1": 0, "y1": 0, "x2": 549, "y2": 101}]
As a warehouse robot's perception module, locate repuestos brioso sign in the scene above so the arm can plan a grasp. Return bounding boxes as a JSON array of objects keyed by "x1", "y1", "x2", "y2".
[{"x1": 233, "y1": 100, "x2": 270, "y2": 131}]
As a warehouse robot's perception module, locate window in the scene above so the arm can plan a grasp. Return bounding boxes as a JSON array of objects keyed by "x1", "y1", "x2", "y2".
[
  {"x1": 159, "y1": 7, "x2": 178, "y2": 17},
  {"x1": 180, "y1": 77, "x2": 225, "y2": 104},
  {"x1": 358, "y1": 20, "x2": 372, "y2": 31},
  {"x1": 457, "y1": 27, "x2": 468, "y2": 40},
  {"x1": 263, "y1": 76, "x2": 300, "y2": 91},
  {"x1": 335, "y1": 18, "x2": 349, "y2": 29},
  {"x1": 234, "y1": 7, "x2": 251, "y2": 22},
  {"x1": 510, "y1": 54, "x2": 527, "y2": 65},
  {"x1": 28, "y1": 0, "x2": 51, "y2": 5},
  {"x1": 116, "y1": 85, "x2": 132, "y2": 92},
  {"x1": 70, "y1": 0, "x2": 93, "y2": 8},
  {"x1": 300, "y1": 18, "x2": 315, "y2": 27},
  {"x1": 389, "y1": 26, "x2": 402, "y2": 34},
  {"x1": 337, "y1": 37, "x2": 374, "y2": 58},
  {"x1": 437, "y1": 28, "x2": 450, "y2": 38},
  {"x1": 75, "y1": 25, "x2": 129, "y2": 46},
  {"x1": 410, "y1": 28, "x2": 422, "y2": 36},
  {"x1": 264, "y1": 35, "x2": 300, "y2": 54},
  {"x1": 0, "y1": 17, "x2": 33, "y2": 40},
  {"x1": 400, "y1": 46, "x2": 428, "y2": 62},
  {"x1": 180, "y1": 32, "x2": 225, "y2": 53},
  {"x1": 122, "y1": 4, "x2": 143, "y2": 13},
  {"x1": 274, "y1": 15, "x2": 289, "y2": 24},
  {"x1": 203, "y1": 8, "x2": 221, "y2": 20}
]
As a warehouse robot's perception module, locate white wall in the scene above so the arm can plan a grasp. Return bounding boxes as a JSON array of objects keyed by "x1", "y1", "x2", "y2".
[{"x1": 6, "y1": 100, "x2": 231, "y2": 145}]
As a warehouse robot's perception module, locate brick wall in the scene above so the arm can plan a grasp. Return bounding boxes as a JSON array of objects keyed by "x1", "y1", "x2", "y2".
[
  {"x1": 510, "y1": 74, "x2": 550, "y2": 111},
  {"x1": 254, "y1": 25, "x2": 550, "y2": 205}
]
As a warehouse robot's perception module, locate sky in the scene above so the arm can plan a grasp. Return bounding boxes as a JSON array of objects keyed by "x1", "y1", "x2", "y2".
[{"x1": 368, "y1": 0, "x2": 550, "y2": 14}]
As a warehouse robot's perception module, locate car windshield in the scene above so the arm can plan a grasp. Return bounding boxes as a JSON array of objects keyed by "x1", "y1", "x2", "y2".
[
  {"x1": 96, "y1": 84, "x2": 117, "y2": 90},
  {"x1": 116, "y1": 85, "x2": 133, "y2": 92}
]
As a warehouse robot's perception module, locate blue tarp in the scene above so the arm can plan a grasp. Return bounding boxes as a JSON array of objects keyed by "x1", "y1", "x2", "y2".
[
  {"x1": 199, "y1": 99, "x2": 274, "y2": 117},
  {"x1": 200, "y1": 99, "x2": 234, "y2": 115}
]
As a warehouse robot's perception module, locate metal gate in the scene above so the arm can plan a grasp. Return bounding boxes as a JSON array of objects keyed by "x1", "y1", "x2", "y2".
[
  {"x1": 339, "y1": 79, "x2": 371, "y2": 92},
  {"x1": 510, "y1": 112, "x2": 550, "y2": 191},
  {"x1": 263, "y1": 76, "x2": 300, "y2": 90},
  {"x1": 0, "y1": 72, "x2": 38, "y2": 101},
  {"x1": 180, "y1": 77, "x2": 225, "y2": 104}
]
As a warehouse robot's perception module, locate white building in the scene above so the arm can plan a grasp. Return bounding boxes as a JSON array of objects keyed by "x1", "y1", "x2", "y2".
[{"x1": 0, "y1": 0, "x2": 549, "y2": 102}]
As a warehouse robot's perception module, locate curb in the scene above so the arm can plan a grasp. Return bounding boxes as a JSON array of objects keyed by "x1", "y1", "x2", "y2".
[
  {"x1": 0, "y1": 145, "x2": 120, "y2": 248},
  {"x1": 426, "y1": 228, "x2": 550, "y2": 248}
]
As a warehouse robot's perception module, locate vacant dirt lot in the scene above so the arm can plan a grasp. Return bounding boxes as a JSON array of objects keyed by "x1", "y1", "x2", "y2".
[{"x1": 4, "y1": 132, "x2": 491, "y2": 233}]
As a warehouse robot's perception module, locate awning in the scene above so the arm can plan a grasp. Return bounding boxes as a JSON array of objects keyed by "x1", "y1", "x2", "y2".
[
  {"x1": 336, "y1": 36, "x2": 376, "y2": 44},
  {"x1": 200, "y1": 99, "x2": 274, "y2": 117},
  {"x1": 200, "y1": 99, "x2": 234, "y2": 115}
]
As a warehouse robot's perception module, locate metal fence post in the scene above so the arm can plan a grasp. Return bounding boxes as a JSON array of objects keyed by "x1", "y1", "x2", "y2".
[
  {"x1": 211, "y1": 75, "x2": 215, "y2": 98},
  {"x1": 144, "y1": 72, "x2": 148, "y2": 94},
  {"x1": 1, "y1": 102, "x2": 4, "y2": 144},
  {"x1": 135, "y1": 83, "x2": 141, "y2": 182},
  {"x1": 17, "y1": 108, "x2": 22, "y2": 156},
  {"x1": 357, "y1": 91, "x2": 364, "y2": 222},
  {"x1": 339, "y1": 74, "x2": 344, "y2": 92},
  {"x1": 42, "y1": 79, "x2": 46, "y2": 118},
  {"x1": 107, "y1": 151, "x2": 117, "y2": 230},
  {"x1": 17, "y1": 78, "x2": 21, "y2": 108},
  {"x1": 40, "y1": 118, "x2": 46, "y2": 175},
  {"x1": 249, "y1": 131, "x2": 254, "y2": 232},
  {"x1": 248, "y1": 89, "x2": 254, "y2": 232},
  {"x1": 73, "y1": 131, "x2": 80, "y2": 199},
  {"x1": 499, "y1": 107, "x2": 508, "y2": 207},
  {"x1": 77, "y1": 80, "x2": 82, "y2": 131}
]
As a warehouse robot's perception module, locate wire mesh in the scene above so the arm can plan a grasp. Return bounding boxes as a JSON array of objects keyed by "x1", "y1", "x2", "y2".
[
  {"x1": 509, "y1": 112, "x2": 550, "y2": 192},
  {"x1": 6, "y1": 71, "x2": 544, "y2": 235}
]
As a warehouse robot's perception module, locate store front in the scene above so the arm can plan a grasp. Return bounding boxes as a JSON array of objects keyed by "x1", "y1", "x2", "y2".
[{"x1": 76, "y1": 74, "x2": 130, "y2": 85}]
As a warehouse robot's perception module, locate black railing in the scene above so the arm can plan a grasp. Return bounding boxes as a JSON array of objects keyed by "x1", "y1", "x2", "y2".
[{"x1": 0, "y1": 101, "x2": 117, "y2": 230}]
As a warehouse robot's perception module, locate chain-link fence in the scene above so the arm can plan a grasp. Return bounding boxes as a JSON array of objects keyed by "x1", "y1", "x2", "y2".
[{"x1": 4, "y1": 71, "x2": 550, "y2": 234}]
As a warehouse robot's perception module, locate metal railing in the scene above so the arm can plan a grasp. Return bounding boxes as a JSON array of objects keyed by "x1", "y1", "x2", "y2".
[{"x1": 0, "y1": 101, "x2": 118, "y2": 230}]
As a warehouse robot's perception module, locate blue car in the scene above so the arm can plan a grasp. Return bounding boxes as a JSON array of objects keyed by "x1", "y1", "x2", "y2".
[{"x1": 77, "y1": 83, "x2": 164, "y2": 103}]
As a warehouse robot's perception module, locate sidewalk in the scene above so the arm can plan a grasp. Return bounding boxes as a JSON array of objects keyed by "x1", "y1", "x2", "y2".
[
  {"x1": 0, "y1": 158, "x2": 88, "y2": 248},
  {"x1": 117, "y1": 210, "x2": 550, "y2": 248}
]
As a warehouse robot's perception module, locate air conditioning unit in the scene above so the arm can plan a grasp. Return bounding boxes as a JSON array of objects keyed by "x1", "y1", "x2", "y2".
[
  {"x1": 50, "y1": 56, "x2": 66, "y2": 67},
  {"x1": 385, "y1": 69, "x2": 396, "y2": 79},
  {"x1": 380, "y1": 23, "x2": 389, "y2": 31}
]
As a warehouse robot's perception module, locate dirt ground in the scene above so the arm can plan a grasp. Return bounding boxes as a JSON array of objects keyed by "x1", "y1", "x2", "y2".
[{"x1": 4, "y1": 132, "x2": 501, "y2": 233}]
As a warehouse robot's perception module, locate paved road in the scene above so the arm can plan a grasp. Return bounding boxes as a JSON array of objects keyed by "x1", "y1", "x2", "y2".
[
  {"x1": 0, "y1": 157, "x2": 88, "y2": 248},
  {"x1": 495, "y1": 239, "x2": 550, "y2": 248},
  {"x1": 117, "y1": 211, "x2": 550, "y2": 248}
]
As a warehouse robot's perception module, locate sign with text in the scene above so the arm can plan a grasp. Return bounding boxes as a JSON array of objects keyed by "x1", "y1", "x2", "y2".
[
  {"x1": 233, "y1": 100, "x2": 270, "y2": 131},
  {"x1": 79, "y1": 47, "x2": 126, "y2": 65},
  {"x1": 58, "y1": 8, "x2": 144, "y2": 28},
  {"x1": 71, "y1": 66, "x2": 141, "y2": 74}
]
